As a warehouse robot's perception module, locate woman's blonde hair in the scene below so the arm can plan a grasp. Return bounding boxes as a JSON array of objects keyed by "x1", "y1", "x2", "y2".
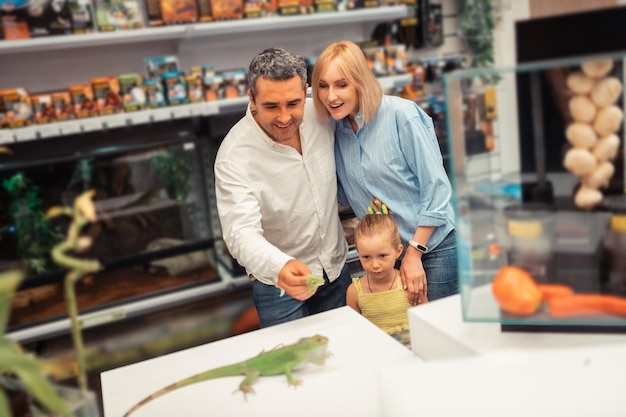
[
  {"x1": 355, "y1": 214, "x2": 402, "y2": 251},
  {"x1": 311, "y1": 40, "x2": 383, "y2": 123}
]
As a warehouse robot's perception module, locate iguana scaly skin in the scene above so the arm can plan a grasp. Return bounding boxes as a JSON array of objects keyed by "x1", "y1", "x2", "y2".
[{"x1": 123, "y1": 334, "x2": 331, "y2": 417}]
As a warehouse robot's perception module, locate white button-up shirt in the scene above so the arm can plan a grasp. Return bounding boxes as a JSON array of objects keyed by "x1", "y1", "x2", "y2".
[{"x1": 214, "y1": 98, "x2": 348, "y2": 287}]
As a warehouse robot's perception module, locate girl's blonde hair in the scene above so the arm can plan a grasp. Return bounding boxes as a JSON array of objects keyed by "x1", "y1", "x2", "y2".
[
  {"x1": 311, "y1": 40, "x2": 383, "y2": 123},
  {"x1": 355, "y1": 214, "x2": 402, "y2": 251}
]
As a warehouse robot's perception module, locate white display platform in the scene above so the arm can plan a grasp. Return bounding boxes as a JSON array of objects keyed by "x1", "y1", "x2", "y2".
[
  {"x1": 374, "y1": 294, "x2": 626, "y2": 416},
  {"x1": 101, "y1": 306, "x2": 415, "y2": 417},
  {"x1": 379, "y1": 343, "x2": 626, "y2": 417},
  {"x1": 408, "y1": 294, "x2": 626, "y2": 361}
]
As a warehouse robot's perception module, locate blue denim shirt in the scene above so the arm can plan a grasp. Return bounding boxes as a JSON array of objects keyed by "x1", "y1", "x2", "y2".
[{"x1": 335, "y1": 94, "x2": 455, "y2": 252}]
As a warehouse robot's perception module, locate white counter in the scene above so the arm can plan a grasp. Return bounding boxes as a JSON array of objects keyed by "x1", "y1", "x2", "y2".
[
  {"x1": 102, "y1": 296, "x2": 626, "y2": 417},
  {"x1": 101, "y1": 306, "x2": 415, "y2": 417},
  {"x1": 408, "y1": 293, "x2": 626, "y2": 361},
  {"x1": 376, "y1": 294, "x2": 626, "y2": 417}
]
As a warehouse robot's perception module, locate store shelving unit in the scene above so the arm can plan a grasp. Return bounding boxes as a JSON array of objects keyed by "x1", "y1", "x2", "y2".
[
  {"x1": 0, "y1": 6, "x2": 409, "y2": 55},
  {"x1": 0, "y1": 72, "x2": 412, "y2": 144}
]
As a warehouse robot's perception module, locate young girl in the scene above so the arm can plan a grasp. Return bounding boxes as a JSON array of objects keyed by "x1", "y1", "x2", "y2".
[{"x1": 347, "y1": 212, "x2": 428, "y2": 341}]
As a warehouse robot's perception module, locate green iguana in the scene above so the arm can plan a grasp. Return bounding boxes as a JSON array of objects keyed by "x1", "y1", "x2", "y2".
[{"x1": 123, "y1": 334, "x2": 331, "y2": 417}]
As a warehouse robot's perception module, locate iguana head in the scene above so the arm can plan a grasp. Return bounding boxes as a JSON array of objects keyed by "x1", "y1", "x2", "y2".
[{"x1": 301, "y1": 335, "x2": 330, "y2": 365}]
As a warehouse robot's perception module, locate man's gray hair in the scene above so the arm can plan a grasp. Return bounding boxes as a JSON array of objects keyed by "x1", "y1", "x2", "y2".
[{"x1": 248, "y1": 47, "x2": 307, "y2": 98}]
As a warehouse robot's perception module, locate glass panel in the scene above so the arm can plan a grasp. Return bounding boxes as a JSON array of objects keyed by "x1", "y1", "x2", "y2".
[
  {"x1": 1, "y1": 122, "x2": 221, "y2": 331},
  {"x1": 445, "y1": 51, "x2": 626, "y2": 328}
]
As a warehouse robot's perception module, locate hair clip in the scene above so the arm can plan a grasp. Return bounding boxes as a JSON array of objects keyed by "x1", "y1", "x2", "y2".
[{"x1": 367, "y1": 198, "x2": 389, "y2": 214}]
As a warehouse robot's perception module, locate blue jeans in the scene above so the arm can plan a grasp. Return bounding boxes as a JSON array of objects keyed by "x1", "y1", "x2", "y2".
[
  {"x1": 420, "y1": 231, "x2": 458, "y2": 301},
  {"x1": 252, "y1": 263, "x2": 352, "y2": 328}
]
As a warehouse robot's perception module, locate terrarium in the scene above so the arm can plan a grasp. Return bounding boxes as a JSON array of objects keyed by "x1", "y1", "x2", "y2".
[
  {"x1": 444, "y1": 51, "x2": 626, "y2": 331},
  {"x1": 0, "y1": 120, "x2": 225, "y2": 337}
]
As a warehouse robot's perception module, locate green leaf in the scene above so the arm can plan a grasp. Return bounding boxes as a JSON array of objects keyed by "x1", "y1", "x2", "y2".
[
  {"x1": 0, "y1": 341, "x2": 74, "y2": 417},
  {"x1": 0, "y1": 269, "x2": 24, "y2": 334},
  {"x1": 0, "y1": 388, "x2": 12, "y2": 417}
]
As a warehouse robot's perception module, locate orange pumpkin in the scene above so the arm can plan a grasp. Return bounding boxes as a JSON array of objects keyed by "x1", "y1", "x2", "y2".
[{"x1": 491, "y1": 265, "x2": 542, "y2": 316}]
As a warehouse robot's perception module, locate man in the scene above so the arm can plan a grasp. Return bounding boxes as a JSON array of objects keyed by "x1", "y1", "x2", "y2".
[{"x1": 214, "y1": 47, "x2": 351, "y2": 327}]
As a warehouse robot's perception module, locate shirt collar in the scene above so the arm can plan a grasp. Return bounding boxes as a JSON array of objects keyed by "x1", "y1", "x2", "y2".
[{"x1": 338, "y1": 111, "x2": 364, "y2": 132}]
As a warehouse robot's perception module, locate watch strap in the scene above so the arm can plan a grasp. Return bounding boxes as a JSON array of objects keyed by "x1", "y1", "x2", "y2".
[{"x1": 409, "y1": 240, "x2": 428, "y2": 253}]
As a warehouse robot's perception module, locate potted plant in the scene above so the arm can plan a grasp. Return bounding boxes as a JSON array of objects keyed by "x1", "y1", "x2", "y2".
[{"x1": 0, "y1": 188, "x2": 102, "y2": 417}]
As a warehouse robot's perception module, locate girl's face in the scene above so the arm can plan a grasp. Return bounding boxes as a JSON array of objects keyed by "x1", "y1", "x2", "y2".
[
  {"x1": 317, "y1": 61, "x2": 359, "y2": 121},
  {"x1": 357, "y1": 233, "x2": 403, "y2": 281}
]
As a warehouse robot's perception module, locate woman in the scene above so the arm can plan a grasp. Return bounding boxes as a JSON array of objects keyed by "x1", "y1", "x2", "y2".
[{"x1": 311, "y1": 40, "x2": 458, "y2": 305}]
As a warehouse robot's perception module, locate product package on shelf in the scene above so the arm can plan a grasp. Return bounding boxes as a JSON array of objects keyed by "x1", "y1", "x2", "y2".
[
  {"x1": 196, "y1": 0, "x2": 213, "y2": 22},
  {"x1": 0, "y1": 87, "x2": 33, "y2": 129},
  {"x1": 68, "y1": 83, "x2": 97, "y2": 119},
  {"x1": 143, "y1": 0, "x2": 163, "y2": 25},
  {"x1": 277, "y1": 0, "x2": 298, "y2": 15},
  {"x1": 145, "y1": 78, "x2": 166, "y2": 108},
  {"x1": 362, "y1": 44, "x2": 388, "y2": 77},
  {"x1": 362, "y1": 0, "x2": 380, "y2": 7},
  {"x1": 160, "y1": 0, "x2": 198, "y2": 24},
  {"x1": 95, "y1": 0, "x2": 143, "y2": 31},
  {"x1": 31, "y1": 92, "x2": 56, "y2": 124},
  {"x1": 313, "y1": 0, "x2": 334, "y2": 12},
  {"x1": 210, "y1": 0, "x2": 242, "y2": 20},
  {"x1": 51, "y1": 91, "x2": 74, "y2": 121},
  {"x1": 298, "y1": 0, "x2": 314, "y2": 14},
  {"x1": 243, "y1": 0, "x2": 277, "y2": 18},
  {"x1": 163, "y1": 71, "x2": 188, "y2": 106},
  {"x1": 421, "y1": 0, "x2": 443, "y2": 47},
  {"x1": 385, "y1": 44, "x2": 408, "y2": 75},
  {"x1": 201, "y1": 65, "x2": 221, "y2": 101},
  {"x1": 145, "y1": 54, "x2": 180, "y2": 79},
  {"x1": 218, "y1": 69, "x2": 247, "y2": 99},
  {"x1": 119, "y1": 73, "x2": 147, "y2": 112},
  {"x1": 336, "y1": 0, "x2": 376, "y2": 10},
  {"x1": 186, "y1": 67, "x2": 204, "y2": 103},
  {"x1": 26, "y1": 0, "x2": 72, "y2": 37},
  {"x1": 1, "y1": 11, "x2": 30, "y2": 39},
  {"x1": 92, "y1": 76, "x2": 124, "y2": 116},
  {"x1": 397, "y1": 0, "x2": 422, "y2": 49},
  {"x1": 68, "y1": 0, "x2": 95, "y2": 33}
]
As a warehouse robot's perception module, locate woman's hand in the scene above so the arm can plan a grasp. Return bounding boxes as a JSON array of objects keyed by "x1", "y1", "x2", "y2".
[{"x1": 400, "y1": 251, "x2": 427, "y2": 306}]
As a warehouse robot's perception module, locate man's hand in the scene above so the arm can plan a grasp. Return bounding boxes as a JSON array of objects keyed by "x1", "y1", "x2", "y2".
[
  {"x1": 400, "y1": 252, "x2": 427, "y2": 306},
  {"x1": 277, "y1": 259, "x2": 315, "y2": 300}
]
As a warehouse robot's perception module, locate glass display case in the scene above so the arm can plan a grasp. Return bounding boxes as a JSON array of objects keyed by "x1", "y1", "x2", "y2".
[
  {"x1": 1, "y1": 118, "x2": 245, "y2": 341},
  {"x1": 445, "y1": 51, "x2": 626, "y2": 330}
]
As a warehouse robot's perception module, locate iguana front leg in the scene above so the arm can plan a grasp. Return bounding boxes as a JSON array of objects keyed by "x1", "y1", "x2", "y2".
[
  {"x1": 236, "y1": 368, "x2": 261, "y2": 399},
  {"x1": 284, "y1": 367, "x2": 302, "y2": 387}
]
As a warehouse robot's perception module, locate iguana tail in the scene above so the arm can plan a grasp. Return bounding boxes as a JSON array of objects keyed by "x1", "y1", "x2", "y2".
[{"x1": 123, "y1": 363, "x2": 244, "y2": 417}]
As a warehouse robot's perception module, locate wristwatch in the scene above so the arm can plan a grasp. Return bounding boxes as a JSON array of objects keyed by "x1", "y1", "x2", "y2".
[{"x1": 408, "y1": 240, "x2": 428, "y2": 253}]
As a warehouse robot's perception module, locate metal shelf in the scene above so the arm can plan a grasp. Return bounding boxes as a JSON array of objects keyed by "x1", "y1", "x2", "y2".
[{"x1": 0, "y1": 7, "x2": 409, "y2": 55}]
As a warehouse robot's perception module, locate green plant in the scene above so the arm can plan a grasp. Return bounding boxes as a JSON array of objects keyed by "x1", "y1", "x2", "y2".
[
  {"x1": 2, "y1": 172, "x2": 64, "y2": 274},
  {"x1": 150, "y1": 149, "x2": 192, "y2": 202},
  {"x1": 46, "y1": 190, "x2": 101, "y2": 414},
  {"x1": 0, "y1": 269, "x2": 74, "y2": 417},
  {"x1": 457, "y1": 0, "x2": 495, "y2": 68}
]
